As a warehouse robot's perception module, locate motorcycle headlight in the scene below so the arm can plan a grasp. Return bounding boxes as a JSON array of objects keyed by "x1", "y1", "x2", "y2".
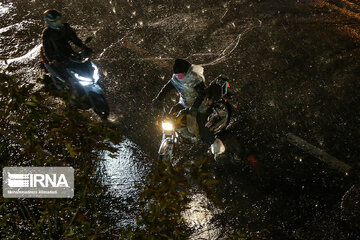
[
  {"x1": 91, "y1": 63, "x2": 99, "y2": 82},
  {"x1": 74, "y1": 73, "x2": 92, "y2": 82},
  {"x1": 162, "y1": 121, "x2": 174, "y2": 131},
  {"x1": 72, "y1": 71, "x2": 93, "y2": 86},
  {"x1": 79, "y1": 80, "x2": 92, "y2": 86}
]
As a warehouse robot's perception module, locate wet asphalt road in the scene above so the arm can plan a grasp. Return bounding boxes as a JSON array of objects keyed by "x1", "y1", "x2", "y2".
[{"x1": 1, "y1": 0, "x2": 360, "y2": 239}]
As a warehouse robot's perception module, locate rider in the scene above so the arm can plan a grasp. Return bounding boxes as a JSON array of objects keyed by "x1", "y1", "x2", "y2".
[
  {"x1": 152, "y1": 59, "x2": 225, "y2": 157},
  {"x1": 41, "y1": 9, "x2": 92, "y2": 64}
]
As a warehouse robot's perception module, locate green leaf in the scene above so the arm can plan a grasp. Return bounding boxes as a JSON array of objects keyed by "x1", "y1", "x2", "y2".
[
  {"x1": 31, "y1": 96, "x2": 39, "y2": 103},
  {"x1": 25, "y1": 101, "x2": 37, "y2": 107},
  {"x1": 107, "y1": 153, "x2": 118, "y2": 158},
  {"x1": 66, "y1": 142, "x2": 77, "y2": 157}
]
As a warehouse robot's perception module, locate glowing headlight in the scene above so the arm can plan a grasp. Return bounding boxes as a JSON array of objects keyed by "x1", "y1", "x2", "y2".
[
  {"x1": 162, "y1": 122, "x2": 174, "y2": 131},
  {"x1": 91, "y1": 63, "x2": 99, "y2": 82},
  {"x1": 74, "y1": 73, "x2": 92, "y2": 82},
  {"x1": 79, "y1": 81, "x2": 92, "y2": 86}
]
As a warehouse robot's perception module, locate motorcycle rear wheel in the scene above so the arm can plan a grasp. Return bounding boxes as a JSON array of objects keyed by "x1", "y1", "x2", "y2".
[{"x1": 206, "y1": 100, "x2": 232, "y2": 134}]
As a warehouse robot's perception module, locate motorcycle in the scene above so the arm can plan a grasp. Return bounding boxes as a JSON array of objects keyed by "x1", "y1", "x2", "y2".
[
  {"x1": 40, "y1": 37, "x2": 109, "y2": 120},
  {"x1": 157, "y1": 76, "x2": 232, "y2": 161}
]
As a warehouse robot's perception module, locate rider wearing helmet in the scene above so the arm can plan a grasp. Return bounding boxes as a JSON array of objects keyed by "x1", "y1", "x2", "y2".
[
  {"x1": 42, "y1": 9, "x2": 92, "y2": 63},
  {"x1": 152, "y1": 59, "x2": 225, "y2": 157}
]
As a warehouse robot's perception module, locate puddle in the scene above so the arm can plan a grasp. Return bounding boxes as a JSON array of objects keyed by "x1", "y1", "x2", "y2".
[
  {"x1": 183, "y1": 193, "x2": 221, "y2": 240},
  {"x1": 97, "y1": 138, "x2": 148, "y2": 198}
]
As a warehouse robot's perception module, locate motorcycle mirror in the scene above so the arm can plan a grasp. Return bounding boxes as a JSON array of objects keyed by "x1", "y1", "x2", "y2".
[{"x1": 85, "y1": 37, "x2": 93, "y2": 44}]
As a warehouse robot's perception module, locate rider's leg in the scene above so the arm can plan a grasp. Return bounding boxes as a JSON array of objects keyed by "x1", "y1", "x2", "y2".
[
  {"x1": 196, "y1": 112, "x2": 215, "y2": 146},
  {"x1": 197, "y1": 111, "x2": 225, "y2": 157}
]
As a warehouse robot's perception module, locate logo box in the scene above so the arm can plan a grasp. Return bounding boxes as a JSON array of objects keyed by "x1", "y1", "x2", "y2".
[{"x1": 3, "y1": 167, "x2": 74, "y2": 198}]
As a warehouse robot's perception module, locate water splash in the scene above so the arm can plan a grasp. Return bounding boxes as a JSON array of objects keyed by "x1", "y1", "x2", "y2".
[
  {"x1": 6, "y1": 44, "x2": 41, "y2": 65},
  {"x1": 0, "y1": 2, "x2": 12, "y2": 18}
]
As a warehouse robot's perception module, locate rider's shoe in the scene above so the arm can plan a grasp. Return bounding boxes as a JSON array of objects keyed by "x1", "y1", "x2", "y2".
[{"x1": 210, "y1": 138, "x2": 225, "y2": 158}]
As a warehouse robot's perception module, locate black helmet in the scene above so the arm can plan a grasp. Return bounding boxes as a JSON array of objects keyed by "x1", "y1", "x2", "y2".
[
  {"x1": 173, "y1": 59, "x2": 191, "y2": 74},
  {"x1": 44, "y1": 9, "x2": 63, "y2": 30},
  {"x1": 44, "y1": 9, "x2": 61, "y2": 23}
]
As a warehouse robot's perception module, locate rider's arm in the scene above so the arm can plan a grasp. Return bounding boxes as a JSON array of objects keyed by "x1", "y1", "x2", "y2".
[
  {"x1": 190, "y1": 82, "x2": 206, "y2": 111},
  {"x1": 155, "y1": 79, "x2": 175, "y2": 101},
  {"x1": 66, "y1": 24, "x2": 86, "y2": 48},
  {"x1": 42, "y1": 31, "x2": 57, "y2": 62}
]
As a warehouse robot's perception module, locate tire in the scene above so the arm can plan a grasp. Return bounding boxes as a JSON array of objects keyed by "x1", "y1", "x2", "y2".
[
  {"x1": 158, "y1": 154, "x2": 172, "y2": 162},
  {"x1": 206, "y1": 100, "x2": 232, "y2": 134},
  {"x1": 88, "y1": 92, "x2": 110, "y2": 120},
  {"x1": 158, "y1": 138, "x2": 174, "y2": 162}
]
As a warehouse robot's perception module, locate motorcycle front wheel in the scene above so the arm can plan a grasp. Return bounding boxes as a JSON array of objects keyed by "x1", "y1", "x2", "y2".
[
  {"x1": 206, "y1": 100, "x2": 232, "y2": 134},
  {"x1": 158, "y1": 138, "x2": 174, "y2": 161},
  {"x1": 88, "y1": 92, "x2": 110, "y2": 120}
]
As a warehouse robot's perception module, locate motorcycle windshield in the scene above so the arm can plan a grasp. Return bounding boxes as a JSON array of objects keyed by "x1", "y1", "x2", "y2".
[
  {"x1": 70, "y1": 60, "x2": 93, "y2": 74},
  {"x1": 68, "y1": 60, "x2": 95, "y2": 82}
]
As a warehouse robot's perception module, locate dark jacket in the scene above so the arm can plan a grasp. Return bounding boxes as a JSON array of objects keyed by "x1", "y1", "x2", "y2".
[{"x1": 42, "y1": 23, "x2": 86, "y2": 62}]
